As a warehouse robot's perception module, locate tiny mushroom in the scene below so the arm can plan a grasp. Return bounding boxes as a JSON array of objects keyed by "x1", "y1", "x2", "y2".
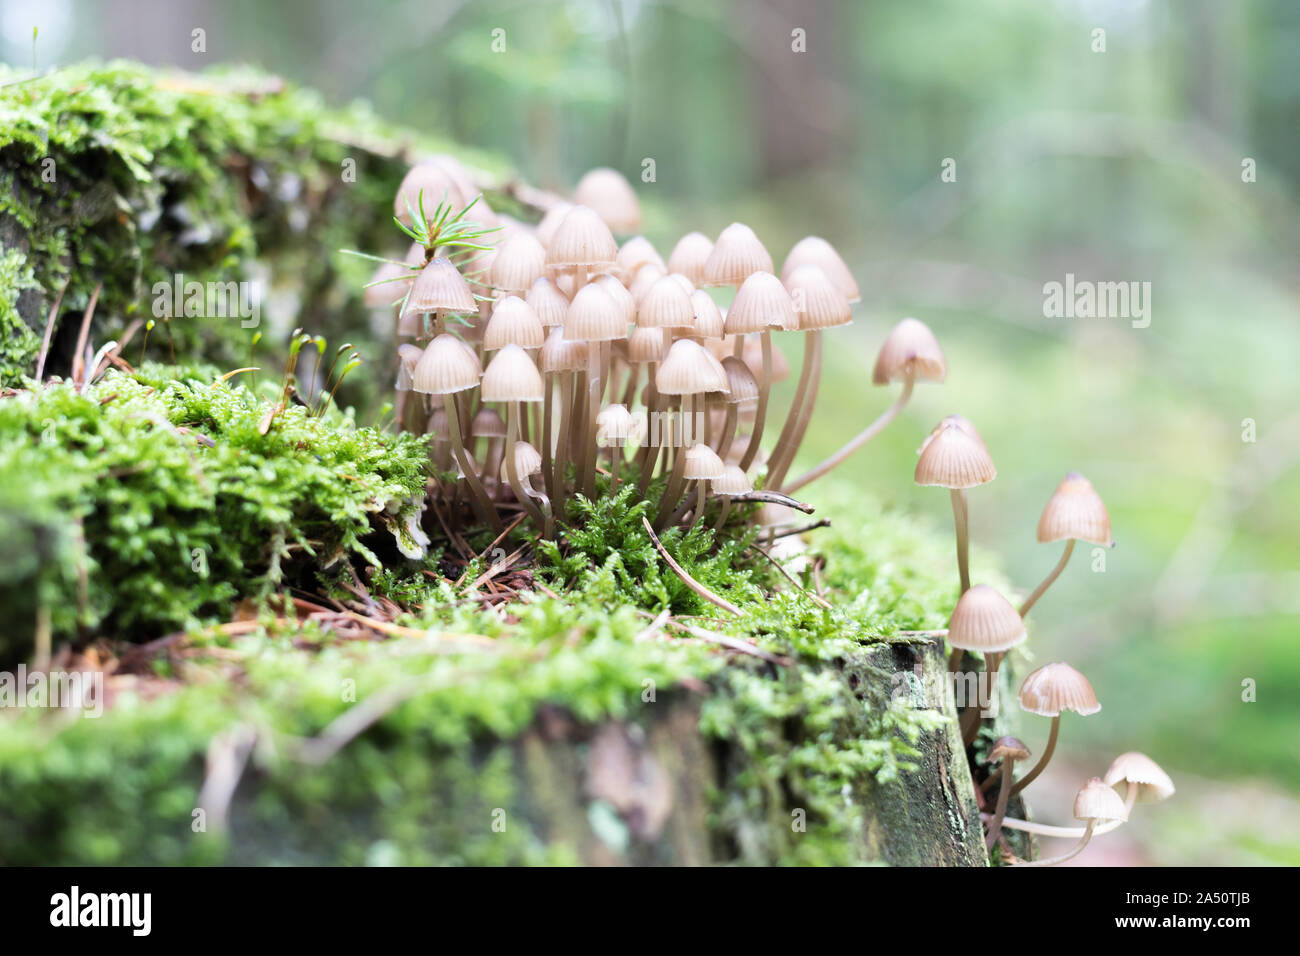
[
  {"x1": 1017, "y1": 778, "x2": 1128, "y2": 867},
  {"x1": 1020, "y1": 472, "x2": 1113, "y2": 618},
  {"x1": 914, "y1": 414, "x2": 996, "y2": 595},
  {"x1": 984, "y1": 736, "x2": 1031, "y2": 849}
]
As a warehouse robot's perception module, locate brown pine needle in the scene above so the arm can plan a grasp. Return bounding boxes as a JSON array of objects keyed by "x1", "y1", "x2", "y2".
[{"x1": 642, "y1": 516, "x2": 740, "y2": 616}]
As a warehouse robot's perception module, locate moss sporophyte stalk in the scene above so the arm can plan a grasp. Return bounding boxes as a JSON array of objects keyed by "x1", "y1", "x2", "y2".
[{"x1": 0, "y1": 63, "x2": 1175, "y2": 866}]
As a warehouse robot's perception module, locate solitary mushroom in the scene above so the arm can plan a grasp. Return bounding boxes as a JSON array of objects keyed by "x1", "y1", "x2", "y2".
[
  {"x1": 1019, "y1": 472, "x2": 1113, "y2": 618},
  {"x1": 574, "y1": 168, "x2": 641, "y2": 235},
  {"x1": 947, "y1": 584, "x2": 1027, "y2": 745},
  {"x1": 400, "y1": 256, "x2": 478, "y2": 338},
  {"x1": 723, "y1": 271, "x2": 795, "y2": 472},
  {"x1": 1005, "y1": 662, "x2": 1101, "y2": 797},
  {"x1": 667, "y1": 232, "x2": 714, "y2": 287},
  {"x1": 525, "y1": 276, "x2": 570, "y2": 329},
  {"x1": 779, "y1": 236, "x2": 861, "y2": 303},
  {"x1": 1016, "y1": 778, "x2": 1128, "y2": 867},
  {"x1": 489, "y1": 233, "x2": 548, "y2": 298},
  {"x1": 481, "y1": 344, "x2": 550, "y2": 534},
  {"x1": 563, "y1": 283, "x2": 626, "y2": 497},
  {"x1": 616, "y1": 236, "x2": 665, "y2": 282},
  {"x1": 710, "y1": 463, "x2": 753, "y2": 533},
  {"x1": 654, "y1": 339, "x2": 728, "y2": 527},
  {"x1": 785, "y1": 317, "x2": 946, "y2": 494},
  {"x1": 1103, "y1": 751, "x2": 1175, "y2": 814},
  {"x1": 983, "y1": 736, "x2": 1030, "y2": 849},
  {"x1": 914, "y1": 415, "x2": 996, "y2": 595}
]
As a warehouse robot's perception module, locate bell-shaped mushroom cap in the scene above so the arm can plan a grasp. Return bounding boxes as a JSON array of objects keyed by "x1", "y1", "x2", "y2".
[
  {"x1": 366, "y1": 261, "x2": 413, "y2": 309},
  {"x1": 1103, "y1": 752, "x2": 1175, "y2": 803},
  {"x1": 481, "y1": 343, "x2": 545, "y2": 403},
  {"x1": 471, "y1": 406, "x2": 507, "y2": 439},
  {"x1": 988, "y1": 736, "x2": 1031, "y2": 763},
  {"x1": 525, "y1": 276, "x2": 569, "y2": 328},
  {"x1": 395, "y1": 343, "x2": 424, "y2": 391},
  {"x1": 914, "y1": 415, "x2": 996, "y2": 488},
  {"x1": 636, "y1": 275, "x2": 695, "y2": 330},
  {"x1": 595, "y1": 403, "x2": 637, "y2": 445},
  {"x1": 781, "y1": 236, "x2": 860, "y2": 303},
  {"x1": 564, "y1": 283, "x2": 626, "y2": 342},
  {"x1": 574, "y1": 167, "x2": 641, "y2": 234},
  {"x1": 394, "y1": 162, "x2": 466, "y2": 225},
  {"x1": 720, "y1": 355, "x2": 760, "y2": 404},
  {"x1": 628, "y1": 263, "x2": 667, "y2": 303},
  {"x1": 539, "y1": 327, "x2": 588, "y2": 373},
  {"x1": 545, "y1": 205, "x2": 619, "y2": 270},
  {"x1": 668, "y1": 272, "x2": 695, "y2": 296},
  {"x1": 1019, "y1": 662, "x2": 1101, "y2": 717},
  {"x1": 684, "y1": 443, "x2": 726, "y2": 481},
  {"x1": 711, "y1": 463, "x2": 753, "y2": 496},
  {"x1": 703, "y1": 222, "x2": 774, "y2": 287},
  {"x1": 483, "y1": 296, "x2": 545, "y2": 351},
  {"x1": 412, "y1": 334, "x2": 482, "y2": 395},
  {"x1": 627, "y1": 326, "x2": 666, "y2": 365},
  {"x1": 946, "y1": 584, "x2": 1027, "y2": 653},
  {"x1": 489, "y1": 233, "x2": 547, "y2": 294},
  {"x1": 656, "y1": 339, "x2": 728, "y2": 395},
  {"x1": 1037, "y1": 472, "x2": 1112, "y2": 546},
  {"x1": 667, "y1": 232, "x2": 715, "y2": 287},
  {"x1": 593, "y1": 273, "x2": 636, "y2": 323},
  {"x1": 499, "y1": 440, "x2": 543, "y2": 481},
  {"x1": 425, "y1": 405, "x2": 449, "y2": 439},
  {"x1": 401, "y1": 257, "x2": 478, "y2": 323},
  {"x1": 616, "y1": 236, "x2": 665, "y2": 282},
  {"x1": 690, "y1": 290, "x2": 725, "y2": 339},
  {"x1": 784, "y1": 264, "x2": 853, "y2": 331},
  {"x1": 1073, "y1": 778, "x2": 1130, "y2": 824},
  {"x1": 725, "y1": 271, "x2": 797, "y2": 335},
  {"x1": 741, "y1": 335, "x2": 791, "y2": 384},
  {"x1": 535, "y1": 201, "x2": 573, "y2": 247},
  {"x1": 873, "y1": 317, "x2": 947, "y2": 385}
]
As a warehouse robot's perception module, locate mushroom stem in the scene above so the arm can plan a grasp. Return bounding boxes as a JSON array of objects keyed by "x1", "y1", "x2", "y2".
[
  {"x1": 635, "y1": 366, "x2": 661, "y2": 496},
  {"x1": 783, "y1": 373, "x2": 914, "y2": 494},
  {"x1": 1014, "y1": 820, "x2": 1095, "y2": 867},
  {"x1": 1019, "y1": 539, "x2": 1076, "y2": 618},
  {"x1": 542, "y1": 374, "x2": 557, "y2": 504},
  {"x1": 582, "y1": 346, "x2": 603, "y2": 498},
  {"x1": 622, "y1": 363, "x2": 639, "y2": 407},
  {"x1": 505, "y1": 402, "x2": 547, "y2": 532},
  {"x1": 952, "y1": 488, "x2": 971, "y2": 595},
  {"x1": 962, "y1": 651, "x2": 1002, "y2": 747},
  {"x1": 1009, "y1": 715, "x2": 1059, "y2": 797},
  {"x1": 656, "y1": 395, "x2": 692, "y2": 530},
  {"x1": 738, "y1": 330, "x2": 772, "y2": 472},
  {"x1": 713, "y1": 496, "x2": 732, "y2": 534},
  {"x1": 715, "y1": 404, "x2": 738, "y2": 460},
  {"x1": 984, "y1": 754, "x2": 1019, "y2": 849},
  {"x1": 769, "y1": 330, "x2": 822, "y2": 490},
  {"x1": 444, "y1": 394, "x2": 501, "y2": 532},
  {"x1": 985, "y1": 814, "x2": 1125, "y2": 839}
]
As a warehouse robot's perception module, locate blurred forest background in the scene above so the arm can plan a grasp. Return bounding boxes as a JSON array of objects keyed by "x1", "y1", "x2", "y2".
[{"x1": 4, "y1": 0, "x2": 1297, "y2": 865}]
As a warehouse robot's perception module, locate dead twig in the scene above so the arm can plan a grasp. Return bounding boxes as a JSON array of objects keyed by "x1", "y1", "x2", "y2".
[
  {"x1": 748, "y1": 542, "x2": 833, "y2": 611},
  {"x1": 70, "y1": 281, "x2": 102, "y2": 393},
  {"x1": 34, "y1": 276, "x2": 70, "y2": 384}
]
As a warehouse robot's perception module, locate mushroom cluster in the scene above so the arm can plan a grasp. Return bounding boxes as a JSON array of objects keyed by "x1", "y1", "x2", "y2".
[{"x1": 365, "y1": 161, "x2": 942, "y2": 539}]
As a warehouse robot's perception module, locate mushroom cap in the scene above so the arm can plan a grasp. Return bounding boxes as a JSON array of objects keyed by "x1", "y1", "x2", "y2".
[
  {"x1": 627, "y1": 326, "x2": 666, "y2": 365},
  {"x1": 365, "y1": 261, "x2": 413, "y2": 309},
  {"x1": 539, "y1": 327, "x2": 588, "y2": 373},
  {"x1": 914, "y1": 415, "x2": 996, "y2": 488},
  {"x1": 394, "y1": 161, "x2": 466, "y2": 226},
  {"x1": 394, "y1": 343, "x2": 424, "y2": 391},
  {"x1": 545, "y1": 205, "x2": 619, "y2": 269},
  {"x1": 489, "y1": 233, "x2": 547, "y2": 294},
  {"x1": 656, "y1": 339, "x2": 728, "y2": 395},
  {"x1": 471, "y1": 406, "x2": 507, "y2": 439},
  {"x1": 637, "y1": 275, "x2": 696, "y2": 329},
  {"x1": 525, "y1": 276, "x2": 570, "y2": 328},
  {"x1": 594, "y1": 273, "x2": 636, "y2": 324},
  {"x1": 564, "y1": 284, "x2": 626, "y2": 343},
  {"x1": 1103, "y1": 752, "x2": 1175, "y2": 803},
  {"x1": 781, "y1": 235, "x2": 860, "y2": 303},
  {"x1": 412, "y1": 334, "x2": 482, "y2": 395},
  {"x1": 784, "y1": 264, "x2": 853, "y2": 331},
  {"x1": 1037, "y1": 472, "x2": 1112, "y2": 546},
  {"x1": 535, "y1": 201, "x2": 573, "y2": 247},
  {"x1": 873, "y1": 317, "x2": 947, "y2": 385},
  {"x1": 690, "y1": 290, "x2": 726, "y2": 339},
  {"x1": 1018, "y1": 662, "x2": 1101, "y2": 717},
  {"x1": 667, "y1": 272, "x2": 695, "y2": 296},
  {"x1": 595, "y1": 403, "x2": 637, "y2": 445},
  {"x1": 499, "y1": 440, "x2": 543, "y2": 480},
  {"x1": 703, "y1": 222, "x2": 774, "y2": 287},
  {"x1": 711, "y1": 463, "x2": 753, "y2": 496},
  {"x1": 683, "y1": 443, "x2": 726, "y2": 480},
  {"x1": 574, "y1": 167, "x2": 641, "y2": 234},
  {"x1": 725, "y1": 271, "x2": 797, "y2": 335},
  {"x1": 401, "y1": 257, "x2": 478, "y2": 322},
  {"x1": 946, "y1": 584, "x2": 1027, "y2": 653},
  {"x1": 629, "y1": 263, "x2": 667, "y2": 303},
  {"x1": 481, "y1": 343, "x2": 545, "y2": 403},
  {"x1": 667, "y1": 231, "x2": 715, "y2": 287},
  {"x1": 741, "y1": 335, "x2": 791, "y2": 384},
  {"x1": 720, "y1": 355, "x2": 760, "y2": 404},
  {"x1": 987, "y1": 736, "x2": 1031, "y2": 763},
  {"x1": 484, "y1": 295, "x2": 545, "y2": 351},
  {"x1": 1073, "y1": 777, "x2": 1130, "y2": 824},
  {"x1": 615, "y1": 236, "x2": 665, "y2": 282}
]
